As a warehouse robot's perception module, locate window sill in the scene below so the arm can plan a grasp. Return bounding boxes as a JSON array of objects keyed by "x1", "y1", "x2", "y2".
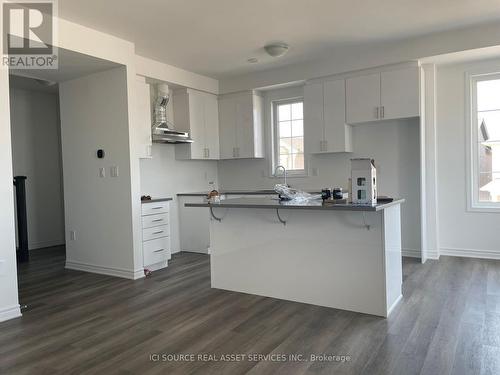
[
  {"x1": 467, "y1": 203, "x2": 500, "y2": 213},
  {"x1": 269, "y1": 172, "x2": 309, "y2": 179}
]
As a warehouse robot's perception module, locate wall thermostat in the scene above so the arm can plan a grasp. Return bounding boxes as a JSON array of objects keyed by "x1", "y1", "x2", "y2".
[{"x1": 97, "y1": 149, "x2": 105, "y2": 159}]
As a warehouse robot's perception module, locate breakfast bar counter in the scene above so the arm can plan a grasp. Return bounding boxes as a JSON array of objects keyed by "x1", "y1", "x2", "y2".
[{"x1": 186, "y1": 197, "x2": 405, "y2": 317}]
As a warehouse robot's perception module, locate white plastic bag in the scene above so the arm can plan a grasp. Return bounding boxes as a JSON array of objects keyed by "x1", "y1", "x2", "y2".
[{"x1": 274, "y1": 184, "x2": 321, "y2": 203}]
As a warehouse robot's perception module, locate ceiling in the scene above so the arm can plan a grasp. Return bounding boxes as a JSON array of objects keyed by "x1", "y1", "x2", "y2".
[{"x1": 58, "y1": 0, "x2": 500, "y2": 79}]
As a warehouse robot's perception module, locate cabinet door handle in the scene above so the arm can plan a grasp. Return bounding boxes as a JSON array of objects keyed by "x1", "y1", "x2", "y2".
[
  {"x1": 153, "y1": 249, "x2": 165, "y2": 253},
  {"x1": 152, "y1": 231, "x2": 164, "y2": 235},
  {"x1": 375, "y1": 107, "x2": 379, "y2": 119},
  {"x1": 381, "y1": 106, "x2": 385, "y2": 118}
]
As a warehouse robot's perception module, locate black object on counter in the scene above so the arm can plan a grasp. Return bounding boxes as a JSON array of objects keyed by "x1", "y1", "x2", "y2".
[
  {"x1": 332, "y1": 187, "x2": 343, "y2": 200},
  {"x1": 321, "y1": 188, "x2": 332, "y2": 201},
  {"x1": 14, "y1": 176, "x2": 29, "y2": 263}
]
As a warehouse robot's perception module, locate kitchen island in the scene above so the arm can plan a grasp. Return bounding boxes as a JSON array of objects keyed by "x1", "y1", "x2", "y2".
[{"x1": 185, "y1": 197, "x2": 404, "y2": 317}]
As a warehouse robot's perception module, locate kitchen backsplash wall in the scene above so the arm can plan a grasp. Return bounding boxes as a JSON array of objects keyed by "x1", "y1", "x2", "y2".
[
  {"x1": 218, "y1": 118, "x2": 421, "y2": 254},
  {"x1": 140, "y1": 144, "x2": 218, "y2": 253}
]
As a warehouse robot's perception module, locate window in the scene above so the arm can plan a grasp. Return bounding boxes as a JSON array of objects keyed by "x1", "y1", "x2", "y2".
[
  {"x1": 273, "y1": 100, "x2": 304, "y2": 174},
  {"x1": 469, "y1": 72, "x2": 500, "y2": 210}
]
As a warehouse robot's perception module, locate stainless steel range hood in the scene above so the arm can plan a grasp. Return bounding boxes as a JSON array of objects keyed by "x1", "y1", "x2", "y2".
[{"x1": 151, "y1": 83, "x2": 193, "y2": 144}]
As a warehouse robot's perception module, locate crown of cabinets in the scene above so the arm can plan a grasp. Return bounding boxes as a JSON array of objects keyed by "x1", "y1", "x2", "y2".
[
  {"x1": 304, "y1": 79, "x2": 353, "y2": 154},
  {"x1": 174, "y1": 88, "x2": 220, "y2": 160},
  {"x1": 135, "y1": 76, "x2": 153, "y2": 159},
  {"x1": 218, "y1": 91, "x2": 264, "y2": 159},
  {"x1": 345, "y1": 66, "x2": 420, "y2": 124}
]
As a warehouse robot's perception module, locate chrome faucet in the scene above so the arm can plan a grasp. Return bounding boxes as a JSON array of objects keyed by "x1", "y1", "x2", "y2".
[{"x1": 274, "y1": 165, "x2": 287, "y2": 187}]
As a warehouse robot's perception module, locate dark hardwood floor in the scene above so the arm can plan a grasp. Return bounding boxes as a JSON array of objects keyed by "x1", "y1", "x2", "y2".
[{"x1": 1, "y1": 246, "x2": 499, "y2": 375}]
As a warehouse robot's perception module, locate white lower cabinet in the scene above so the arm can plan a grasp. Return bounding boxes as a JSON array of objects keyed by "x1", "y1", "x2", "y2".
[{"x1": 142, "y1": 200, "x2": 171, "y2": 271}]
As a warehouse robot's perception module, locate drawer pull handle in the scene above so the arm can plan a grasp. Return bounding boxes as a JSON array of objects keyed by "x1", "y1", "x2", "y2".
[
  {"x1": 153, "y1": 249, "x2": 165, "y2": 253},
  {"x1": 152, "y1": 231, "x2": 164, "y2": 235},
  {"x1": 152, "y1": 207, "x2": 163, "y2": 210},
  {"x1": 152, "y1": 219, "x2": 163, "y2": 222}
]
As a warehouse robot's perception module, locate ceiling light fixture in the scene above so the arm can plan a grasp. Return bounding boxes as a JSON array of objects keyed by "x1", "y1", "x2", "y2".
[{"x1": 264, "y1": 42, "x2": 289, "y2": 58}]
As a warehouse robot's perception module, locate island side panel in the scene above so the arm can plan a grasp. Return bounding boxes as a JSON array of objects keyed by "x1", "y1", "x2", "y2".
[
  {"x1": 209, "y1": 207, "x2": 388, "y2": 316},
  {"x1": 382, "y1": 204, "x2": 403, "y2": 316}
]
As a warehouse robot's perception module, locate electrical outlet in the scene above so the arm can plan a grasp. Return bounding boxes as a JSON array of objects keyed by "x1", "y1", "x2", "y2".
[
  {"x1": 69, "y1": 230, "x2": 76, "y2": 241},
  {"x1": 110, "y1": 166, "x2": 119, "y2": 177},
  {"x1": 99, "y1": 167, "x2": 105, "y2": 178},
  {"x1": 0, "y1": 260, "x2": 5, "y2": 276}
]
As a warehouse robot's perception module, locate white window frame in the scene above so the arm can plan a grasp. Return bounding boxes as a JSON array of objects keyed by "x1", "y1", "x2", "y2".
[
  {"x1": 466, "y1": 70, "x2": 500, "y2": 212},
  {"x1": 272, "y1": 98, "x2": 306, "y2": 177}
]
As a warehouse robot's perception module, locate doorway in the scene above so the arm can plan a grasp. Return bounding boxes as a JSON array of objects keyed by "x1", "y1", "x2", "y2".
[{"x1": 8, "y1": 47, "x2": 122, "y2": 310}]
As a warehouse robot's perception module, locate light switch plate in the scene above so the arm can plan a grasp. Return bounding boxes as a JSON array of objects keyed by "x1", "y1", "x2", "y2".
[
  {"x1": 69, "y1": 230, "x2": 76, "y2": 241},
  {"x1": 312, "y1": 167, "x2": 319, "y2": 176}
]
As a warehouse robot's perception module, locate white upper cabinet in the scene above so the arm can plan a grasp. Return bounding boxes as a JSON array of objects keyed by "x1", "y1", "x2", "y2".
[
  {"x1": 218, "y1": 97, "x2": 237, "y2": 159},
  {"x1": 346, "y1": 73, "x2": 381, "y2": 124},
  {"x1": 380, "y1": 67, "x2": 419, "y2": 120},
  {"x1": 346, "y1": 66, "x2": 420, "y2": 124},
  {"x1": 135, "y1": 76, "x2": 153, "y2": 159},
  {"x1": 323, "y1": 79, "x2": 352, "y2": 153},
  {"x1": 203, "y1": 93, "x2": 220, "y2": 159},
  {"x1": 304, "y1": 79, "x2": 352, "y2": 154},
  {"x1": 174, "y1": 88, "x2": 220, "y2": 160},
  {"x1": 304, "y1": 82, "x2": 324, "y2": 154},
  {"x1": 218, "y1": 91, "x2": 264, "y2": 159}
]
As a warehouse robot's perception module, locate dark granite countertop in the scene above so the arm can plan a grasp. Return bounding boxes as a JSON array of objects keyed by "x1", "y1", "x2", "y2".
[
  {"x1": 185, "y1": 197, "x2": 404, "y2": 212},
  {"x1": 177, "y1": 189, "x2": 324, "y2": 196},
  {"x1": 177, "y1": 190, "x2": 278, "y2": 197},
  {"x1": 141, "y1": 197, "x2": 173, "y2": 204}
]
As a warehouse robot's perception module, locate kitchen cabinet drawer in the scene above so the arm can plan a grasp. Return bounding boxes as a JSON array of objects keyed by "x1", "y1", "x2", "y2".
[
  {"x1": 142, "y1": 224, "x2": 169, "y2": 242},
  {"x1": 142, "y1": 213, "x2": 169, "y2": 229},
  {"x1": 142, "y1": 201, "x2": 169, "y2": 216},
  {"x1": 143, "y1": 237, "x2": 170, "y2": 266}
]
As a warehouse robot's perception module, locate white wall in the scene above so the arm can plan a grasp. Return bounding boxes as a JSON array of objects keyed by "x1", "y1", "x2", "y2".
[
  {"x1": 59, "y1": 66, "x2": 141, "y2": 279},
  {"x1": 9, "y1": 88, "x2": 65, "y2": 250},
  {"x1": 218, "y1": 86, "x2": 421, "y2": 253},
  {"x1": 0, "y1": 70, "x2": 21, "y2": 322},
  {"x1": 220, "y1": 22, "x2": 500, "y2": 94},
  {"x1": 139, "y1": 145, "x2": 218, "y2": 254},
  {"x1": 436, "y1": 58, "x2": 500, "y2": 259}
]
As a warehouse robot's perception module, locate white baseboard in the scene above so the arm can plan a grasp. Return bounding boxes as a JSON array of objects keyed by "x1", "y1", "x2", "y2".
[
  {"x1": 401, "y1": 248, "x2": 440, "y2": 260},
  {"x1": 65, "y1": 260, "x2": 144, "y2": 280},
  {"x1": 402, "y1": 248, "x2": 421, "y2": 258},
  {"x1": 29, "y1": 240, "x2": 65, "y2": 250},
  {"x1": 440, "y1": 247, "x2": 500, "y2": 260},
  {"x1": 387, "y1": 294, "x2": 403, "y2": 317},
  {"x1": 0, "y1": 305, "x2": 21, "y2": 323}
]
